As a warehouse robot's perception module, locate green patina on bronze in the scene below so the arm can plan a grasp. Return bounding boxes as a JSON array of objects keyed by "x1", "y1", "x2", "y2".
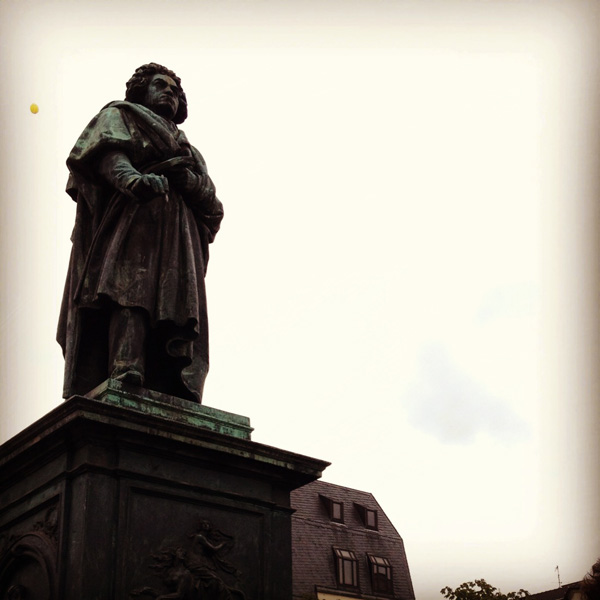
[{"x1": 86, "y1": 378, "x2": 253, "y2": 440}]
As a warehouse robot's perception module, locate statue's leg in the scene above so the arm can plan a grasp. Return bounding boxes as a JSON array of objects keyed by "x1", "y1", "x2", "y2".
[{"x1": 108, "y1": 306, "x2": 147, "y2": 386}]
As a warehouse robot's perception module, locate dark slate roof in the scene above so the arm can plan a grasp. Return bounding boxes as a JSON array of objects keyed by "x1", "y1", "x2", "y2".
[
  {"x1": 527, "y1": 584, "x2": 581, "y2": 600},
  {"x1": 291, "y1": 479, "x2": 416, "y2": 600}
]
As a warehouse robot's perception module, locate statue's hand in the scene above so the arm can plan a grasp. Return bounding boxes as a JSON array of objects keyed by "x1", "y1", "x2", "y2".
[
  {"x1": 129, "y1": 174, "x2": 169, "y2": 201},
  {"x1": 168, "y1": 167, "x2": 200, "y2": 195}
]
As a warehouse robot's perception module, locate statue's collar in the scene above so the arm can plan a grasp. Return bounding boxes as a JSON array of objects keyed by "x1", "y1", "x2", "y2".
[
  {"x1": 105, "y1": 100, "x2": 182, "y2": 151},
  {"x1": 104, "y1": 100, "x2": 178, "y2": 131}
]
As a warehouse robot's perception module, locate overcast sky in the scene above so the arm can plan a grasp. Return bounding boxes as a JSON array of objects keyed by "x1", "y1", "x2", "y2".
[{"x1": 1, "y1": 1, "x2": 599, "y2": 599}]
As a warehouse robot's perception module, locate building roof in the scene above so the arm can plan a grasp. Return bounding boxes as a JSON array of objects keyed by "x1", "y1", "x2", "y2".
[
  {"x1": 291, "y1": 479, "x2": 416, "y2": 600},
  {"x1": 527, "y1": 583, "x2": 582, "y2": 600}
]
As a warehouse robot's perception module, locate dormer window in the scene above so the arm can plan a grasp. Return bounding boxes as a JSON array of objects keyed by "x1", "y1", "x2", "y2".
[
  {"x1": 354, "y1": 503, "x2": 378, "y2": 530},
  {"x1": 333, "y1": 548, "x2": 359, "y2": 588},
  {"x1": 368, "y1": 554, "x2": 393, "y2": 594},
  {"x1": 331, "y1": 501, "x2": 343, "y2": 522},
  {"x1": 365, "y1": 508, "x2": 377, "y2": 529},
  {"x1": 320, "y1": 495, "x2": 344, "y2": 523}
]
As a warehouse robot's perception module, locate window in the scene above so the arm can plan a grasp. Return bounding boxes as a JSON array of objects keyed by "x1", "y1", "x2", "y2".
[
  {"x1": 333, "y1": 548, "x2": 359, "y2": 588},
  {"x1": 354, "y1": 503, "x2": 378, "y2": 530},
  {"x1": 319, "y1": 495, "x2": 344, "y2": 523},
  {"x1": 365, "y1": 508, "x2": 378, "y2": 529},
  {"x1": 368, "y1": 555, "x2": 393, "y2": 595},
  {"x1": 331, "y1": 501, "x2": 343, "y2": 522}
]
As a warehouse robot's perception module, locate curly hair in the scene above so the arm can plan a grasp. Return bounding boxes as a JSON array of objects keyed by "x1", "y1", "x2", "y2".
[{"x1": 125, "y1": 62, "x2": 188, "y2": 124}]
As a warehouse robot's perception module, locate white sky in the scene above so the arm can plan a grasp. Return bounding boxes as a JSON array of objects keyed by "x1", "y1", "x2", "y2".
[{"x1": 0, "y1": 1, "x2": 599, "y2": 599}]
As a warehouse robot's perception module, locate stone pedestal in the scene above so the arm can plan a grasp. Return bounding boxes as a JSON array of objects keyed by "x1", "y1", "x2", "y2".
[{"x1": 0, "y1": 382, "x2": 329, "y2": 599}]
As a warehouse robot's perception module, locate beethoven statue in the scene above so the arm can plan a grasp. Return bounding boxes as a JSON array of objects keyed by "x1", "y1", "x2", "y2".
[{"x1": 57, "y1": 63, "x2": 224, "y2": 402}]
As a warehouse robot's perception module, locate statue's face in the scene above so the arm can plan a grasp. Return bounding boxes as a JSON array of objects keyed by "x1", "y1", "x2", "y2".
[{"x1": 143, "y1": 73, "x2": 180, "y2": 120}]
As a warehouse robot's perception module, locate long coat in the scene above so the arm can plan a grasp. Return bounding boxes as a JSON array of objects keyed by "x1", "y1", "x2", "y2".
[{"x1": 57, "y1": 101, "x2": 224, "y2": 401}]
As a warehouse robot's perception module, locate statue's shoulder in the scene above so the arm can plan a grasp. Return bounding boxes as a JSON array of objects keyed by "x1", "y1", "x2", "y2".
[
  {"x1": 82, "y1": 102, "x2": 128, "y2": 130},
  {"x1": 101, "y1": 100, "x2": 136, "y2": 111},
  {"x1": 84, "y1": 101, "x2": 156, "y2": 136},
  {"x1": 70, "y1": 103, "x2": 136, "y2": 156},
  {"x1": 94, "y1": 101, "x2": 135, "y2": 120},
  {"x1": 99, "y1": 101, "x2": 174, "y2": 131}
]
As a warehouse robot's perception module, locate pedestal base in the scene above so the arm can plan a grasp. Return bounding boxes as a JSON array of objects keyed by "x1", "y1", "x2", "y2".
[
  {"x1": 86, "y1": 378, "x2": 255, "y2": 439},
  {"x1": 0, "y1": 389, "x2": 329, "y2": 599}
]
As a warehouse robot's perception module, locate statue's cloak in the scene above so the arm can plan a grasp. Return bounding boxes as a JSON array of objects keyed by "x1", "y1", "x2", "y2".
[{"x1": 57, "y1": 101, "x2": 223, "y2": 401}]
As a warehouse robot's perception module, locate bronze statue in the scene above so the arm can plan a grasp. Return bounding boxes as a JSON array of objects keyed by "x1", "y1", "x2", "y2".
[{"x1": 57, "y1": 63, "x2": 224, "y2": 402}]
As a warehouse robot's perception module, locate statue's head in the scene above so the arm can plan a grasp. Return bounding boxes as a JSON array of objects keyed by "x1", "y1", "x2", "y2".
[
  {"x1": 197, "y1": 520, "x2": 211, "y2": 532},
  {"x1": 125, "y1": 63, "x2": 188, "y2": 124}
]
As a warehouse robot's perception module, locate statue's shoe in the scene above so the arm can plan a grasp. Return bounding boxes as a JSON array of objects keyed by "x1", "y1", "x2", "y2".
[{"x1": 112, "y1": 369, "x2": 144, "y2": 387}]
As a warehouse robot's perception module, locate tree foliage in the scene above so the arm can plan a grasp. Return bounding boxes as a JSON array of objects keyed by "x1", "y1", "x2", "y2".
[
  {"x1": 441, "y1": 579, "x2": 530, "y2": 600},
  {"x1": 582, "y1": 558, "x2": 600, "y2": 600}
]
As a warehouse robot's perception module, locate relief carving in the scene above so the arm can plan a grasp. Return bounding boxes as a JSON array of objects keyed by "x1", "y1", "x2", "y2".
[
  {"x1": 31, "y1": 508, "x2": 59, "y2": 544},
  {"x1": 131, "y1": 520, "x2": 247, "y2": 600},
  {"x1": 0, "y1": 507, "x2": 59, "y2": 600}
]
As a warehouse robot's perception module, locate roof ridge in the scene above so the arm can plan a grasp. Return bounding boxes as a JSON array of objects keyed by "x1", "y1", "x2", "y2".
[{"x1": 312, "y1": 479, "x2": 377, "y2": 498}]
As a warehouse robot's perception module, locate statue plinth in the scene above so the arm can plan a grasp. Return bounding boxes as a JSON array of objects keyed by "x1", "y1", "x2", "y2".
[
  {"x1": 85, "y1": 378, "x2": 254, "y2": 440},
  {"x1": 0, "y1": 390, "x2": 329, "y2": 599}
]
